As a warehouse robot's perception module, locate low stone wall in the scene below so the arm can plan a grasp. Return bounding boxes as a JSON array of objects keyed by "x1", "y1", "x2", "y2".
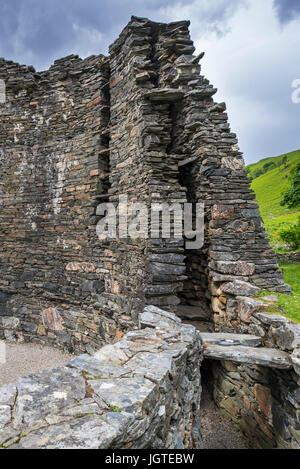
[
  {"x1": 204, "y1": 359, "x2": 299, "y2": 449},
  {"x1": 0, "y1": 17, "x2": 290, "y2": 353},
  {"x1": 0, "y1": 307, "x2": 203, "y2": 449},
  {"x1": 276, "y1": 252, "x2": 300, "y2": 263},
  {"x1": 203, "y1": 280, "x2": 300, "y2": 449}
]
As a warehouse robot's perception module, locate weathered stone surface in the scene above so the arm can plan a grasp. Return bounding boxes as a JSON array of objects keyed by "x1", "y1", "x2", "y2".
[
  {"x1": 237, "y1": 296, "x2": 267, "y2": 323},
  {"x1": 0, "y1": 383, "x2": 16, "y2": 405},
  {"x1": 0, "y1": 305, "x2": 203, "y2": 449},
  {"x1": 221, "y1": 280, "x2": 261, "y2": 297},
  {"x1": 213, "y1": 261, "x2": 255, "y2": 276},
  {"x1": 0, "y1": 405, "x2": 11, "y2": 429},
  {"x1": 67, "y1": 354, "x2": 130, "y2": 378},
  {"x1": 271, "y1": 323, "x2": 300, "y2": 351},
  {"x1": 204, "y1": 345, "x2": 292, "y2": 369},
  {"x1": 254, "y1": 384, "x2": 272, "y2": 418},
  {"x1": 94, "y1": 343, "x2": 129, "y2": 365},
  {"x1": 12, "y1": 416, "x2": 121, "y2": 449},
  {"x1": 254, "y1": 313, "x2": 291, "y2": 326},
  {"x1": 124, "y1": 352, "x2": 173, "y2": 384},
  {"x1": 199, "y1": 332, "x2": 262, "y2": 347},
  {"x1": 13, "y1": 367, "x2": 86, "y2": 428},
  {"x1": 291, "y1": 349, "x2": 300, "y2": 376},
  {"x1": 144, "y1": 88, "x2": 184, "y2": 102},
  {"x1": 260, "y1": 295, "x2": 278, "y2": 303},
  {"x1": 211, "y1": 204, "x2": 235, "y2": 220},
  {"x1": 90, "y1": 377, "x2": 157, "y2": 413},
  {"x1": 139, "y1": 305, "x2": 181, "y2": 330},
  {"x1": 0, "y1": 317, "x2": 20, "y2": 330}
]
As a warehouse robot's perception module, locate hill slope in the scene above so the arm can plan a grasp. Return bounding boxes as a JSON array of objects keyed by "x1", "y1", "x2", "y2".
[{"x1": 245, "y1": 149, "x2": 300, "y2": 246}]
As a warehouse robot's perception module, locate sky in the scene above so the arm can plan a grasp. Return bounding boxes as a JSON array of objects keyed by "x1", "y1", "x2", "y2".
[{"x1": 0, "y1": 0, "x2": 299, "y2": 165}]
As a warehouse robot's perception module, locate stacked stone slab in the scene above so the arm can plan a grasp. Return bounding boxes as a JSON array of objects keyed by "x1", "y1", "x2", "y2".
[
  {"x1": 0, "y1": 55, "x2": 112, "y2": 351},
  {"x1": 103, "y1": 16, "x2": 290, "y2": 330},
  {"x1": 201, "y1": 304, "x2": 300, "y2": 449},
  {"x1": 0, "y1": 16, "x2": 298, "y2": 450},
  {"x1": 104, "y1": 18, "x2": 190, "y2": 320},
  {"x1": 0, "y1": 308, "x2": 203, "y2": 449},
  {"x1": 0, "y1": 16, "x2": 291, "y2": 349}
]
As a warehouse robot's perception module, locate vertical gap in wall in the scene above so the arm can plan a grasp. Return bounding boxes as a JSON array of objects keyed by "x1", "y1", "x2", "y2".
[
  {"x1": 166, "y1": 101, "x2": 214, "y2": 330},
  {"x1": 96, "y1": 62, "x2": 111, "y2": 205},
  {"x1": 92, "y1": 60, "x2": 112, "y2": 287},
  {"x1": 177, "y1": 161, "x2": 213, "y2": 331}
]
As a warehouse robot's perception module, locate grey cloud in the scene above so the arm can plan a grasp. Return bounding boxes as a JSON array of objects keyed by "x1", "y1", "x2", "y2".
[
  {"x1": 0, "y1": 0, "x2": 298, "y2": 164},
  {"x1": 0, "y1": 0, "x2": 189, "y2": 69},
  {"x1": 273, "y1": 0, "x2": 300, "y2": 24},
  {"x1": 0, "y1": 0, "x2": 245, "y2": 70}
]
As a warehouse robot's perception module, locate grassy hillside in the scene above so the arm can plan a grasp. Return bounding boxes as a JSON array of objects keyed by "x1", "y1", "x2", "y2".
[
  {"x1": 246, "y1": 149, "x2": 300, "y2": 247},
  {"x1": 246, "y1": 150, "x2": 300, "y2": 323},
  {"x1": 256, "y1": 262, "x2": 300, "y2": 323}
]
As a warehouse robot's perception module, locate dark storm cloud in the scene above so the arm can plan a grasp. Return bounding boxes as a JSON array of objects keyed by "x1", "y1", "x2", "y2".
[
  {"x1": 0, "y1": 0, "x2": 299, "y2": 165},
  {"x1": 0, "y1": 0, "x2": 244, "y2": 70},
  {"x1": 273, "y1": 0, "x2": 300, "y2": 23},
  {"x1": 0, "y1": 0, "x2": 188, "y2": 69}
]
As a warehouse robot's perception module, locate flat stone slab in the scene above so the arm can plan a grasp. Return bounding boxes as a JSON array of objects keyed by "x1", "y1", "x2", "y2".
[
  {"x1": 67, "y1": 354, "x2": 130, "y2": 379},
  {"x1": 89, "y1": 377, "x2": 157, "y2": 413},
  {"x1": 144, "y1": 88, "x2": 185, "y2": 102},
  {"x1": 203, "y1": 345, "x2": 292, "y2": 369},
  {"x1": 220, "y1": 280, "x2": 261, "y2": 297},
  {"x1": 200, "y1": 333, "x2": 262, "y2": 347},
  {"x1": 13, "y1": 367, "x2": 86, "y2": 429},
  {"x1": 11, "y1": 415, "x2": 124, "y2": 449},
  {"x1": 254, "y1": 312, "x2": 291, "y2": 325},
  {"x1": 139, "y1": 305, "x2": 181, "y2": 330}
]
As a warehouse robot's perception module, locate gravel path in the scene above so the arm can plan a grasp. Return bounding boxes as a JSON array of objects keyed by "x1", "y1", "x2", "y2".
[
  {"x1": 201, "y1": 383, "x2": 248, "y2": 449},
  {"x1": 0, "y1": 342, "x2": 73, "y2": 386}
]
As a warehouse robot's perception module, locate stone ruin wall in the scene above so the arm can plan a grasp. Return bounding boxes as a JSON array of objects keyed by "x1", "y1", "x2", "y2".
[
  {"x1": 0, "y1": 17, "x2": 290, "y2": 352},
  {"x1": 106, "y1": 17, "x2": 291, "y2": 330},
  {"x1": 0, "y1": 308, "x2": 202, "y2": 449},
  {"x1": 203, "y1": 308, "x2": 300, "y2": 449},
  {"x1": 0, "y1": 17, "x2": 299, "y2": 449},
  {"x1": 0, "y1": 54, "x2": 114, "y2": 352}
]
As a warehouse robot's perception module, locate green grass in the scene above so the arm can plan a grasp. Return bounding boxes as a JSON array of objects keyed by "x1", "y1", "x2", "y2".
[
  {"x1": 246, "y1": 148, "x2": 300, "y2": 181},
  {"x1": 246, "y1": 149, "x2": 300, "y2": 246},
  {"x1": 110, "y1": 405, "x2": 122, "y2": 413},
  {"x1": 255, "y1": 262, "x2": 300, "y2": 323}
]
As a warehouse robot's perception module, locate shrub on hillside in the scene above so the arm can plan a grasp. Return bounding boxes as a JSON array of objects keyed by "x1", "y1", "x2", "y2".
[
  {"x1": 280, "y1": 164, "x2": 300, "y2": 208},
  {"x1": 279, "y1": 217, "x2": 300, "y2": 250}
]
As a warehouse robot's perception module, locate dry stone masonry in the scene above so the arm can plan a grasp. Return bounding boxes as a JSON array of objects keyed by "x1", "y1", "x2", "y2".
[
  {"x1": 0, "y1": 53, "x2": 110, "y2": 351},
  {"x1": 0, "y1": 16, "x2": 299, "y2": 449},
  {"x1": 0, "y1": 308, "x2": 202, "y2": 449}
]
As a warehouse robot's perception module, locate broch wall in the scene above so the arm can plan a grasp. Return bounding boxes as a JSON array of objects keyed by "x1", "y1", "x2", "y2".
[
  {"x1": 0, "y1": 16, "x2": 299, "y2": 450},
  {"x1": 0, "y1": 16, "x2": 290, "y2": 353},
  {"x1": 0, "y1": 54, "x2": 111, "y2": 352},
  {"x1": 0, "y1": 308, "x2": 202, "y2": 449}
]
